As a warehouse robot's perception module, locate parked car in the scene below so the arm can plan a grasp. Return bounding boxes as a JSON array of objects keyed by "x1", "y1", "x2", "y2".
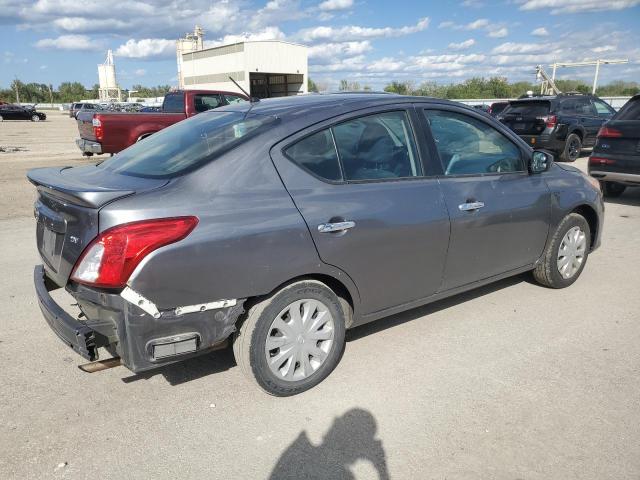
[
  {"x1": 498, "y1": 93, "x2": 616, "y2": 162},
  {"x1": 488, "y1": 101, "x2": 509, "y2": 117},
  {"x1": 75, "y1": 90, "x2": 248, "y2": 156},
  {"x1": 0, "y1": 103, "x2": 46, "y2": 121},
  {"x1": 588, "y1": 94, "x2": 640, "y2": 197},
  {"x1": 29, "y1": 94, "x2": 603, "y2": 396},
  {"x1": 139, "y1": 106, "x2": 161, "y2": 113},
  {"x1": 69, "y1": 102, "x2": 102, "y2": 119}
]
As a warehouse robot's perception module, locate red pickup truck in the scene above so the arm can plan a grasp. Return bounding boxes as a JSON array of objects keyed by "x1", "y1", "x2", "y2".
[{"x1": 75, "y1": 90, "x2": 248, "y2": 156}]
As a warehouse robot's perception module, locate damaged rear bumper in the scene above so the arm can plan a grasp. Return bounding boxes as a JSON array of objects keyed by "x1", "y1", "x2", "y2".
[{"x1": 34, "y1": 265, "x2": 245, "y2": 373}]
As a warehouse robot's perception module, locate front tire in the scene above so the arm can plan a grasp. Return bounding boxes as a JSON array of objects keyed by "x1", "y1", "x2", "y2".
[
  {"x1": 533, "y1": 213, "x2": 590, "y2": 288},
  {"x1": 601, "y1": 181, "x2": 626, "y2": 198},
  {"x1": 561, "y1": 133, "x2": 582, "y2": 162},
  {"x1": 233, "y1": 280, "x2": 346, "y2": 396},
  {"x1": 31, "y1": 114, "x2": 40, "y2": 122}
]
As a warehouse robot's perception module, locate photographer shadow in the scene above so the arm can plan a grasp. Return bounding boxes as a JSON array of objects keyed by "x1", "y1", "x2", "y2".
[{"x1": 269, "y1": 408, "x2": 390, "y2": 480}]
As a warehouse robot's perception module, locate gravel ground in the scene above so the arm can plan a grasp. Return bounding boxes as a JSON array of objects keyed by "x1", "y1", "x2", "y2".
[{"x1": 1, "y1": 114, "x2": 639, "y2": 480}]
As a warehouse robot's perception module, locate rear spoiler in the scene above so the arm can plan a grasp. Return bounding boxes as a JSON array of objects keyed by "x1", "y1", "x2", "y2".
[{"x1": 27, "y1": 167, "x2": 135, "y2": 208}]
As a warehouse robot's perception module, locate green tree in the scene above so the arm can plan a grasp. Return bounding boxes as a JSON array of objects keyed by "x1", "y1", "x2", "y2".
[{"x1": 308, "y1": 77, "x2": 319, "y2": 93}]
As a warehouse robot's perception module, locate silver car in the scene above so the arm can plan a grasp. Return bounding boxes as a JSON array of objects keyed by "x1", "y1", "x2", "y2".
[{"x1": 29, "y1": 94, "x2": 604, "y2": 396}]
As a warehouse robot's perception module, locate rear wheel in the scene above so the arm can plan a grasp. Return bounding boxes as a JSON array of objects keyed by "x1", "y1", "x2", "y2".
[
  {"x1": 601, "y1": 181, "x2": 626, "y2": 198},
  {"x1": 533, "y1": 213, "x2": 590, "y2": 288},
  {"x1": 561, "y1": 133, "x2": 582, "y2": 162},
  {"x1": 233, "y1": 280, "x2": 346, "y2": 396}
]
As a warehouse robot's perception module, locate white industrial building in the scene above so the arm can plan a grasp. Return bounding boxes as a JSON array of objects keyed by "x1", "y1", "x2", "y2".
[{"x1": 178, "y1": 40, "x2": 308, "y2": 98}]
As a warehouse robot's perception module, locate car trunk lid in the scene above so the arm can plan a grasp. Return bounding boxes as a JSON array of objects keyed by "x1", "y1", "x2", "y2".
[
  {"x1": 28, "y1": 165, "x2": 168, "y2": 287},
  {"x1": 499, "y1": 100, "x2": 551, "y2": 135}
]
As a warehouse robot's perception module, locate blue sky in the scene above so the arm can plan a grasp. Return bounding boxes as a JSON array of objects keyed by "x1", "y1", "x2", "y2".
[{"x1": 1, "y1": 0, "x2": 639, "y2": 91}]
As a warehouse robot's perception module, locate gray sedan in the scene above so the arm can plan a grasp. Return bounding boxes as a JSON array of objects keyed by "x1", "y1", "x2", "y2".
[{"x1": 28, "y1": 94, "x2": 603, "y2": 396}]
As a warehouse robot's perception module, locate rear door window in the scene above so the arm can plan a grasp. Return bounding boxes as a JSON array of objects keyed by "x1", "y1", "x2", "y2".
[
  {"x1": 194, "y1": 94, "x2": 221, "y2": 112},
  {"x1": 592, "y1": 99, "x2": 615, "y2": 117},
  {"x1": 284, "y1": 130, "x2": 342, "y2": 181},
  {"x1": 576, "y1": 98, "x2": 595, "y2": 115},
  {"x1": 162, "y1": 93, "x2": 185, "y2": 113},
  {"x1": 333, "y1": 111, "x2": 420, "y2": 181},
  {"x1": 425, "y1": 109, "x2": 524, "y2": 175}
]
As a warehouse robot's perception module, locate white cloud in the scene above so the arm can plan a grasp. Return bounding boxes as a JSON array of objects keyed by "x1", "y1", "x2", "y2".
[
  {"x1": 297, "y1": 17, "x2": 430, "y2": 42},
  {"x1": 531, "y1": 27, "x2": 549, "y2": 36},
  {"x1": 491, "y1": 41, "x2": 549, "y2": 54},
  {"x1": 207, "y1": 27, "x2": 286, "y2": 47},
  {"x1": 461, "y1": 0, "x2": 485, "y2": 6},
  {"x1": 35, "y1": 34, "x2": 99, "y2": 51},
  {"x1": 318, "y1": 0, "x2": 354, "y2": 11},
  {"x1": 448, "y1": 39, "x2": 475, "y2": 51},
  {"x1": 308, "y1": 41, "x2": 372, "y2": 60},
  {"x1": 114, "y1": 38, "x2": 175, "y2": 58},
  {"x1": 466, "y1": 18, "x2": 489, "y2": 30},
  {"x1": 134, "y1": 68, "x2": 146, "y2": 76},
  {"x1": 488, "y1": 27, "x2": 508, "y2": 38},
  {"x1": 592, "y1": 45, "x2": 616, "y2": 53},
  {"x1": 518, "y1": 0, "x2": 640, "y2": 14}
]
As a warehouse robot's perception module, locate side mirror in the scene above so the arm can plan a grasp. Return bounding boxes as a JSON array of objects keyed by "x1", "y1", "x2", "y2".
[{"x1": 529, "y1": 150, "x2": 553, "y2": 174}]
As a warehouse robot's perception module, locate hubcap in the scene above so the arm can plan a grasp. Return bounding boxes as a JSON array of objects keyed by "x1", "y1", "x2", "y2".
[
  {"x1": 557, "y1": 226, "x2": 587, "y2": 279},
  {"x1": 265, "y1": 298, "x2": 335, "y2": 382},
  {"x1": 568, "y1": 139, "x2": 580, "y2": 160}
]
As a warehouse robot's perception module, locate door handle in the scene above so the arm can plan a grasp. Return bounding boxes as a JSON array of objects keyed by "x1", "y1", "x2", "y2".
[
  {"x1": 458, "y1": 201, "x2": 485, "y2": 212},
  {"x1": 317, "y1": 221, "x2": 356, "y2": 233}
]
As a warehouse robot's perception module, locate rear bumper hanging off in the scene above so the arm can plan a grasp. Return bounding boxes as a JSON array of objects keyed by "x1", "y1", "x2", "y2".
[{"x1": 75, "y1": 138, "x2": 102, "y2": 154}]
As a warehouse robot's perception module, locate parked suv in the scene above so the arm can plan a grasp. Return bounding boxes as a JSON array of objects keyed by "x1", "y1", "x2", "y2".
[
  {"x1": 69, "y1": 102, "x2": 102, "y2": 119},
  {"x1": 589, "y1": 94, "x2": 640, "y2": 197},
  {"x1": 28, "y1": 94, "x2": 603, "y2": 396},
  {"x1": 498, "y1": 93, "x2": 616, "y2": 162}
]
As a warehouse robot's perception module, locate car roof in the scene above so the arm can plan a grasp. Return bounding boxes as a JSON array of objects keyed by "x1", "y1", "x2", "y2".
[{"x1": 213, "y1": 93, "x2": 460, "y2": 118}]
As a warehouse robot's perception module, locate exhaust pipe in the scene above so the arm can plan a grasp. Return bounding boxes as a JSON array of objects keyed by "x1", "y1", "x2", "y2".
[{"x1": 78, "y1": 357, "x2": 121, "y2": 373}]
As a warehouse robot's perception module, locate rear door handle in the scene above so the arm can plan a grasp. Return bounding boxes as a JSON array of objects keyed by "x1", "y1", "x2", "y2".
[
  {"x1": 458, "y1": 201, "x2": 485, "y2": 212},
  {"x1": 318, "y1": 221, "x2": 356, "y2": 233}
]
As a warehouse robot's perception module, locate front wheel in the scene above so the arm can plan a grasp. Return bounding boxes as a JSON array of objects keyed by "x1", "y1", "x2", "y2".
[
  {"x1": 601, "y1": 181, "x2": 626, "y2": 198},
  {"x1": 561, "y1": 133, "x2": 582, "y2": 162},
  {"x1": 533, "y1": 213, "x2": 590, "y2": 288},
  {"x1": 31, "y1": 114, "x2": 41, "y2": 122},
  {"x1": 233, "y1": 280, "x2": 347, "y2": 396}
]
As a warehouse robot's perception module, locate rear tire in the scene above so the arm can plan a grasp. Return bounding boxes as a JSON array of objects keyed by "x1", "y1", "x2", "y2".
[
  {"x1": 601, "y1": 181, "x2": 626, "y2": 198},
  {"x1": 561, "y1": 133, "x2": 582, "y2": 162},
  {"x1": 533, "y1": 213, "x2": 590, "y2": 288},
  {"x1": 233, "y1": 280, "x2": 346, "y2": 396}
]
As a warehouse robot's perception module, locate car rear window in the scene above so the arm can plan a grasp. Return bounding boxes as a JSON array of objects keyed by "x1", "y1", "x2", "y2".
[
  {"x1": 614, "y1": 97, "x2": 640, "y2": 120},
  {"x1": 162, "y1": 93, "x2": 185, "y2": 113},
  {"x1": 502, "y1": 101, "x2": 550, "y2": 117},
  {"x1": 98, "y1": 111, "x2": 277, "y2": 178}
]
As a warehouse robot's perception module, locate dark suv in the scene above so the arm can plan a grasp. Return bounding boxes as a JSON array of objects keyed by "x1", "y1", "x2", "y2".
[{"x1": 498, "y1": 94, "x2": 616, "y2": 162}]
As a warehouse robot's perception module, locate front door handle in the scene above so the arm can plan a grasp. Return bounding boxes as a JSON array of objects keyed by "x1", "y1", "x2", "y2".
[
  {"x1": 318, "y1": 221, "x2": 356, "y2": 233},
  {"x1": 458, "y1": 201, "x2": 485, "y2": 212}
]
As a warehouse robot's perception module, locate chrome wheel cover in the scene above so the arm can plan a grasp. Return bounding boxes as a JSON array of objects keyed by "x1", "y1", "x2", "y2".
[
  {"x1": 557, "y1": 226, "x2": 587, "y2": 279},
  {"x1": 265, "y1": 298, "x2": 335, "y2": 382}
]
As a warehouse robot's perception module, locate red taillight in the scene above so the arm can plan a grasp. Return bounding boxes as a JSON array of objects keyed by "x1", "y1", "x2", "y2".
[
  {"x1": 544, "y1": 115, "x2": 557, "y2": 128},
  {"x1": 597, "y1": 126, "x2": 622, "y2": 138},
  {"x1": 71, "y1": 216, "x2": 198, "y2": 288},
  {"x1": 589, "y1": 156, "x2": 616, "y2": 166},
  {"x1": 92, "y1": 116, "x2": 103, "y2": 141}
]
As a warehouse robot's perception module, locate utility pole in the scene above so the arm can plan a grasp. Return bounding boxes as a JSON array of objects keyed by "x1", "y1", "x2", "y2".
[
  {"x1": 592, "y1": 60, "x2": 601, "y2": 95},
  {"x1": 48, "y1": 84, "x2": 54, "y2": 107},
  {"x1": 14, "y1": 77, "x2": 20, "y2": 104}
]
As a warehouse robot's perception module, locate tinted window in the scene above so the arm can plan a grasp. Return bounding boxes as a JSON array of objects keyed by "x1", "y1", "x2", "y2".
[
  {"x1": 194, "y1": 94, "x2": 221, "y2": 113},
  {"x1": 284, "y1": 130, "x2": 342, "y2": 181},
  {"x1": 425, "y1": 110, "x2": 523, "y2": 175},
  {"x1": 502, "y1": 101, "x2": 550, "y2": 117},
  {"x1": 560, "y1": 99, "x2": 577, "y2": 114},
  {"x1": 333, "y1": 111, "x2": 420, "y2": 181},
  {"x1": 576, "y1": 98, "x2": 595, "y2": 115},
  {"x1": 225, "y1": 95, "x2": 246, "y2": 104},
  {"x1": 615, "y1": 97, "x2": 640, "y2": 120},
  {"x1": 99, "y1": 112, "x2": 276, "y2": 178},
  {"x1": 162, "y1": 93, "x2": 185, "y2": 113},
  {"x1": 593, "y1": 99, "x2": 615, "y2": 117}
]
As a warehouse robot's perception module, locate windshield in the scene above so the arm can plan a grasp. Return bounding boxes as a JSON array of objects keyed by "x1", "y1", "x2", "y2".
[
  {"x1": 502, "y1": 101, "x2": 550, "y2": 117},
  {"x1": 98, "y1": 111, "x2": 277, "y2": 178}
]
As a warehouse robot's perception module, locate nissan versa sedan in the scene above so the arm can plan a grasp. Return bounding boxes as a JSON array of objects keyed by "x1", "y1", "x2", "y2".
[{"x1": 29, "y1": 94, "x2": 603, "y2": 396}]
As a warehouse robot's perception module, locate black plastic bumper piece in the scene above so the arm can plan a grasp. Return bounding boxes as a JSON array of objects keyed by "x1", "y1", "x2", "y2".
[{"x1": 34, "y1": 265, "x2": 98, "y2": 361}]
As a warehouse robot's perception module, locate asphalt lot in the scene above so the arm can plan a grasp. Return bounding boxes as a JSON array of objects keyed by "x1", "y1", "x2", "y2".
[{"x1": 1, "y1": 114, "x2": 639, "y2": 479}]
